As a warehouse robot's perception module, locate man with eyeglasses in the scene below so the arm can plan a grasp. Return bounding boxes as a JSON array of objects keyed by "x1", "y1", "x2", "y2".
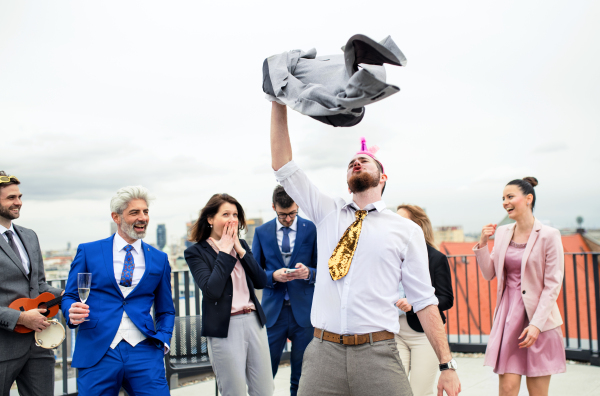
[
  {"x1": 0, "y1": 171, "x2": 63, "y2": 396},
  {"x1": 252, "y1": 185, "x2": 317, "y2": 396}
]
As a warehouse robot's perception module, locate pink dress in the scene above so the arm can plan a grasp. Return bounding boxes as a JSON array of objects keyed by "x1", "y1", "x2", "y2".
[{"x1": 484, "y1": 241, "x2": 566, "y2": 377}]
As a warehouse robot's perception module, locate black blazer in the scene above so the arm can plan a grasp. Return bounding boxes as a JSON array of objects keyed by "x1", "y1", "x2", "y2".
[
  {"x1": 405, "y1": 245, "x2": 454, "y2": 333},
  {"x1": 184, "y1": 239, "x2": 267, "y2": 338}
]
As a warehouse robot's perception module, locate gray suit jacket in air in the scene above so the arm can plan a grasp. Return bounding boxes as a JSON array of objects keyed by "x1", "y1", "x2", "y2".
[
  {"x1": 262, "y1": 34, "x2": 407, "y2": 127},
  {"x1": 0, "y1": 224, "x2": 62, "y2": 362}
]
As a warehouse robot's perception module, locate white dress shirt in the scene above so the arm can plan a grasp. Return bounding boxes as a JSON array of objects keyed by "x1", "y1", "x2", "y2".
[
  {"x1": 110, "y1": 233, "x2": 148, "y2": 349},
  {"x1": 275, "y1": 161, "x2": 438, "y2": 335},
  {"x1": 0, "y1": 223, "x2": 30, "y2": 275}
]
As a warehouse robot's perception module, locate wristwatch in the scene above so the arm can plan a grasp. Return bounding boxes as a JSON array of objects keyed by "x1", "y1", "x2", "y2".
[{"x1": 439, "y1": 358, "x2": 458, "y2": 371}]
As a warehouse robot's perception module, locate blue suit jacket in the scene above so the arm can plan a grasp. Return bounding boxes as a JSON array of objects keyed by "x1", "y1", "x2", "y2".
[
  {"x1": 252, "y1": 216, "x2": 317, "y2": 328},
  {"x1": 61, "y1": 235, "x2": 175, "y2": 369}
]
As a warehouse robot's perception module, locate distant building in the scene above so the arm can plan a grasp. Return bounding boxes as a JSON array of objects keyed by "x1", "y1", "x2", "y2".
[
  {"x1": 433, "y1": 226, "x2": 465, "y2": 246},
  {"x1": 157, "y1": 224, "x2": 167, "y2": 251},
  {"x1": 244, "y1": 218, "x2": 264, "y2": 247},
  {"x1": 185, "y1": 221, "x2": 194, "y2": 248},
  {"x1": 110, "y1": 222, "x2": 117, "y2": 235}
]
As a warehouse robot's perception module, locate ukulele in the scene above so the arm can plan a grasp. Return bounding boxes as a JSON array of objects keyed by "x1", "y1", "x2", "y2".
[{"x1": 9, "y1": 292, "x2": 62, "y2": 334}]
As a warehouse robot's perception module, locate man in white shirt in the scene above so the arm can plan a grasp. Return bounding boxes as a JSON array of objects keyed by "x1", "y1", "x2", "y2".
[
  {"x1": 62, "y1": 186, "x2": 175, "y2": 396},
  {"x1": 269, "y1": 103, "x2": 461, "y2": 396}
]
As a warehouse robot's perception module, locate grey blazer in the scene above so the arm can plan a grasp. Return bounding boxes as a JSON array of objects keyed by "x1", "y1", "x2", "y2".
[
  {"x1": 262, "y1": 34, "x2": 407, "y2": 127},
  {"x1": 0, "y1": 224, "x2": 62, "y2": 362}
]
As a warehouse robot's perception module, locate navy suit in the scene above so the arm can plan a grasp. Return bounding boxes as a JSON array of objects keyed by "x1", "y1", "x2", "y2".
[
  {"x1": 252, "y1": 216, "x2": 317, "y2": 396},
  {"x1": 62, "y1": 235, "x2": 175, "y2": 396}
]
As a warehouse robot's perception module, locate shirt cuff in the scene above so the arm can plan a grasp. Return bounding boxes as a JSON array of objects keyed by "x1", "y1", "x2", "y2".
[
  {"x1": 411, "y1": 295, "x2": 440, "y2": 314},
  {"x1": 274, "y1": 160, "x2": 300, "y2": 183},
  {"x1": 164, "y1": 342, "x2": 170, "y2": 355}
]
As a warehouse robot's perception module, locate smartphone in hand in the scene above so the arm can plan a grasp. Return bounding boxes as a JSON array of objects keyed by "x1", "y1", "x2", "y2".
[{"x1": 285, "y1": 269, "x2": 297, "y2": 274}]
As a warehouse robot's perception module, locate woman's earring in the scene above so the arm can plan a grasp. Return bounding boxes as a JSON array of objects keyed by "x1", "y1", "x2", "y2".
[{"x1": 209, "y1": 224, "x2": 213, "y2": 228}]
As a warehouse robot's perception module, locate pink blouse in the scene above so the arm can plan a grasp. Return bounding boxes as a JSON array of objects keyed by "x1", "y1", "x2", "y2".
[{"x1": 207, "y1": 239, "x2": 255, "y2": 313}]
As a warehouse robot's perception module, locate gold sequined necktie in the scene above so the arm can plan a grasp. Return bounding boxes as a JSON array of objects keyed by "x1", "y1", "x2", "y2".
[{"x1": 328, "y1": 209, "x2": 370, "y2": 281}]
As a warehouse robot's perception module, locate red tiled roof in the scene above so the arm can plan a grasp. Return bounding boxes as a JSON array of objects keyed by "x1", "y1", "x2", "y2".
[{"x1": 439, "y1": 233, "x2": 590, "y2": 256}]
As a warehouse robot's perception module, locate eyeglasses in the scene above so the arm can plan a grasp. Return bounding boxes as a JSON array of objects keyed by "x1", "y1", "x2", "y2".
[
  {"x1": 277, "y1": 211, "x2": 298, "y2": 220},
  {"x1": 0, "y1": 175, "x2": 19, "y2": 184}
]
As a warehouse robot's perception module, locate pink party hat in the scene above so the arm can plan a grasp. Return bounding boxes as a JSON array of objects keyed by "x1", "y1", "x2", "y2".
[{"x1": 354, "y1": 137, "x2": 385, "y2": 173}]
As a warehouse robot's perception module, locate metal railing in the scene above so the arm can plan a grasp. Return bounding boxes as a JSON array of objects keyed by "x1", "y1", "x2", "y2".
[
  {"x1": 45, "y1": 252, "x2": 600, "y2": 394},
  {"x1": 443, "y1": 253, "x2": 600, "y2": 366}
]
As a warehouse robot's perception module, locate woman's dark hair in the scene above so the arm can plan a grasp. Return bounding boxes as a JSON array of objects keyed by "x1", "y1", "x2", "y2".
[
  {"x1": 272, "y1": 185, "x2": 294, "y2": 209},
  {"x1": 506, "y1": 177, "x2": 539, "y2": 210},
  {"x1": 189, "y1": 193, "x2": 247, "y2": 243}
]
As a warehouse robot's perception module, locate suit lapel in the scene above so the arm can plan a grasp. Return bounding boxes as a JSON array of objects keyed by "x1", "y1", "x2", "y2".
[
  {"x1": 289, "y1": 217, "x2": 306, "y2": 265},
  {"x1": 268, "y1": 219, "x2": 286, "y2": 267},
  {"x1": 128, "y1": 241, "x2": 153, "y2": 298},
  {"x1": 102, "y1": 235, "x2": 124, "y2": 297},
  {"x1": 497, "y1": 224, "x2": 515, "y2": 284},
  {"x1": 521, "y1": 219, "x2": 542, "y2": 275},
  {"x1": 200, "y1": 240, "x2": 218, "y2": 260},
  {"x1": 0, "y1": 232, "x2": 27, "y2": 277}
]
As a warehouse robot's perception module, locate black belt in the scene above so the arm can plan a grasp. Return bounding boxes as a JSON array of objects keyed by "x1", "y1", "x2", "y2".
[{"x1": 283, "y1": 300, "x2": 291, "y2": 306}]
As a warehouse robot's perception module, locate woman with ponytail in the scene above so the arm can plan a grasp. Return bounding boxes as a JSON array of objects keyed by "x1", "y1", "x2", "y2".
[{"x1": 473, "y1": 177, "x2": 566, "y2": 396}]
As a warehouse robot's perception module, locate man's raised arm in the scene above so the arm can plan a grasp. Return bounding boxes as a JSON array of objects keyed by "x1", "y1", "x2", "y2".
[{"x1": 271, "y1": 102, "x2": 292, "y2": 171}]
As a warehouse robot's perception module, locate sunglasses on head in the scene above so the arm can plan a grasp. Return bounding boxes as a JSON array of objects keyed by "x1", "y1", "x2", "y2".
[{"x1": 0, "y1": 175, "x2": 19, "y2": 184}]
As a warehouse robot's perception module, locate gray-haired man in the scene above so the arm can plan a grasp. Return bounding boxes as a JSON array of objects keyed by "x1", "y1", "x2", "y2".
[{"x1": 62, "y1": 186, "x2": 175, "y2": 396}]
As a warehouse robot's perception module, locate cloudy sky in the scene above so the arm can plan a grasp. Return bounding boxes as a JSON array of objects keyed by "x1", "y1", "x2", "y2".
[{"x1": 1, "y1": 1, "x2": 599, "y2": 251}]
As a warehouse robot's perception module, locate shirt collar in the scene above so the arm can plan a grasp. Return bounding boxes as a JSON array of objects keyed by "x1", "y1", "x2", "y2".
[
  {"x1": 343, "y1": 199, "x2": 387, "y2": 213},
  {"x1": 0, "y1": 222, "x2": 15, "y2": 235},
  {"x1": 113, "y1": 232, "x2": 143, "y2": 253},
  {"x1": 276, "y1": 215, "x2": 298, "y2": 232}
]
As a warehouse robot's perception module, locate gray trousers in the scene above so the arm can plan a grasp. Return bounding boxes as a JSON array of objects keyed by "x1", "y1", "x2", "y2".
[
  {"x1": 0, "y1": 339, "x2": 54, "y2": 396},
  {"x1": 207, "y1": 312, "x2": 273, "y2": 396},
  {"x1": 298, "y1": 337, "x2": 413, "y2": 396}
]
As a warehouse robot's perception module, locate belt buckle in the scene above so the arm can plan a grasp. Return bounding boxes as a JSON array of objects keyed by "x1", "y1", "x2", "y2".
[
  {"x1": 339, "y1": 334, "x2": 345, "y2": 344},
  {"x1": 243, "y1": 308, "x2": 252, "y2": 314}
]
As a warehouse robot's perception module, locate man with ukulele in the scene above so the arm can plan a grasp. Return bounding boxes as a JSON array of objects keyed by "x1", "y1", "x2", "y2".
[{"x1": 0, "y1": 171, "x2": 63, "y2": 396}]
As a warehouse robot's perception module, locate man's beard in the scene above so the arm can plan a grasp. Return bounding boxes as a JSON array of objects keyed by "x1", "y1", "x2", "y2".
[
  {"x1": 120, "y1": 219, "x2": 147, "y2": 240},
  {"x1": 0, "y1": 204, "x2": 20, "y2": 221},
  {"x1": 348, "y1": 171, "x2": 380, "y2": 194}
]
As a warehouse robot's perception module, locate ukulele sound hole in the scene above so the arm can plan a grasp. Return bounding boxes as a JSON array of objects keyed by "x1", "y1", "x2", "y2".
[{"x1": 38, "y1": 302, "x2": 49, "y2": 316}]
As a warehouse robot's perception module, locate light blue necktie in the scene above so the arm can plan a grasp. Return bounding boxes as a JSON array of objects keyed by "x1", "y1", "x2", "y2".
[{"x1": 119, "y1": 245, "x2": 135, "y2": 287}]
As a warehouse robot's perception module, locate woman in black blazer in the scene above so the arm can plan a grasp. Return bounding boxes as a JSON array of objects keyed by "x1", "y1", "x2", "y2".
[
  {"x1": 395, "y1": 204, "x2": 454, "y2": 396},
  {"x1": 184, "y1": 193, "x2": 273, "y2": 396}
]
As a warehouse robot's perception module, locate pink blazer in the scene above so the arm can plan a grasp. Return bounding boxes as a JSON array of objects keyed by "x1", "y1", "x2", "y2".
[{"x1": 473, "y1": 219, "x2": 564, "y2": 332}]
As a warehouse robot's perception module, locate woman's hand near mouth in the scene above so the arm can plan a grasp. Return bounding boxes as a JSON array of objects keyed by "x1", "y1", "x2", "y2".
[{"x1": 479, "y1": 223, "x2": 497, "y2": 247}]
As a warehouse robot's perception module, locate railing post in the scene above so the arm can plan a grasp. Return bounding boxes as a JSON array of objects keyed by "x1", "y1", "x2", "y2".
[{"x1": 591, "y1": 253, "x2": 600, "y2": 366}]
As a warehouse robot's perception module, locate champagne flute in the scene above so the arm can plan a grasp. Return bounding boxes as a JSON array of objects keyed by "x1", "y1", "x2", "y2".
[{"x1": 77, "y1": 273, "x2": 92, "y2": 322}]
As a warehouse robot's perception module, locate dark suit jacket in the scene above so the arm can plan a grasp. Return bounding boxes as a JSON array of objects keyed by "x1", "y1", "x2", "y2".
[
  {"x1": 184, "y1": 239, "x2": 267, "y2": 338},
  {"x1": 405, "y1": 245, "x2": 454, "y2": 333},
  {"x1": 0, "y1": 224, "x2": 62, "y2": 362},
  {"x1": 252, "y1": 216, "x2": 317, "y2": 328},
  {"x1": 61, "y1": 235, "x2": 175, "y2": 368}
]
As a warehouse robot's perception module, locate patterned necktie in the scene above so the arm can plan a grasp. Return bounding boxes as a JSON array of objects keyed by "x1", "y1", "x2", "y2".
[
  {"x1": 4, "y1": 230, "x2": 22, "y2": 263},
  {"x1": 328, "y1": 209, "x2": 370, "y2": 281},
  {"x1": 119, "y1": 245, "x2": 135, "y2": 287},
  {"x1": 281, "y1": 227, "x2": 291, "y2": 253}
]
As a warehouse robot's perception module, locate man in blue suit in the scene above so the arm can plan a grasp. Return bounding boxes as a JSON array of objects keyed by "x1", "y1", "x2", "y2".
[
  {"x1": 62, "y1": 186, "x2": 174, "y2": 396},
  {"x1": 252, "y1": 185, "x2": 317, "y2": 396}
]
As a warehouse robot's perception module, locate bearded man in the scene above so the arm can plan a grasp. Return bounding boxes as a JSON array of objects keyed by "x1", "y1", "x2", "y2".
[
  {"x1": 270, "y1": 102, "x2": 461, "y2": 396},
  {"x1": 0, "y1": 171, "x2": 63, "y2": 396},
  {"x1": 61, "y1": 186, "x2": 174, "y2": 396}
]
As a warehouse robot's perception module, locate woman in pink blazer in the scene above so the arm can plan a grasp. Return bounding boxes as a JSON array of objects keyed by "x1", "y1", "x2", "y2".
[{"x1": 473, "y1": 177, "x2": 565, "y2": 396}]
